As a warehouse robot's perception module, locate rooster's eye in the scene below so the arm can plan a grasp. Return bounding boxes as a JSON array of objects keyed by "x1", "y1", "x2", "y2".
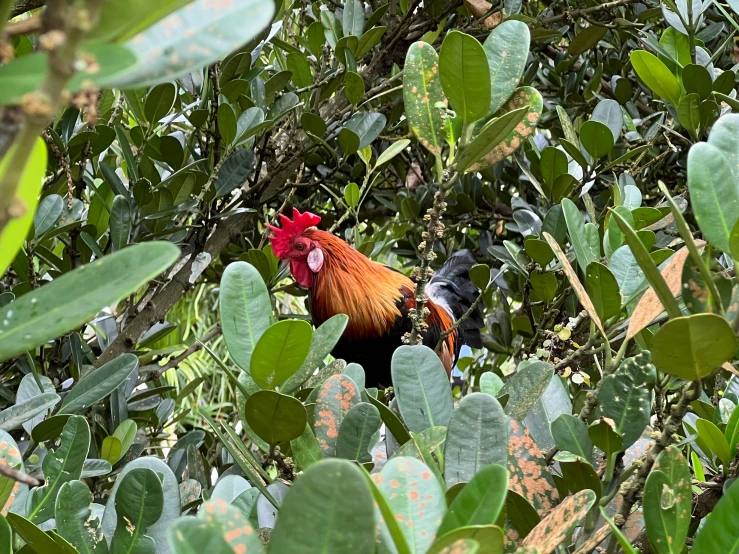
[{"x1": 296, "y1": 243, "x2": 305, "y2": 251}]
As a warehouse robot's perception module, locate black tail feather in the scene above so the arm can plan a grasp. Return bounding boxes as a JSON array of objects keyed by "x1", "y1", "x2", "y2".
[{"x1": 428, "y1": 250, "x2": 484, "y2": 350}]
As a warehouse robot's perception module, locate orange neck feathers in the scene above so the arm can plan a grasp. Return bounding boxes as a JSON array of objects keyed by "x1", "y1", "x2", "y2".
[{"x1": 305, "y1": 229, "x2": 411, "y2": 339}]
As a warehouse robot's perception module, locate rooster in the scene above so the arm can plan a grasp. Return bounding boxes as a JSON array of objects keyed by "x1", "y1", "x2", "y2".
[{"x1": 268, "y1": 208, "x2": 483, "y2": 388}]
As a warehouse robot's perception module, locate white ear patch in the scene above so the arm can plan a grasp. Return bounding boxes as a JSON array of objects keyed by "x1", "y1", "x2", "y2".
[{"x1": 307, "y1": 248, "x2": 324, "y2": 272}]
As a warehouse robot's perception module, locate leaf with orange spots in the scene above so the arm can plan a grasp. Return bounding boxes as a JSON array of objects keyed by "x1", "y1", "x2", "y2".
[
  {"x1": 506, "y1": 418, "x2": 559, "y2": 518},
  {"x1": 270, "y1": 459, "x2": 375, "y2": 554},
  {"x1": 505, "y1": 489, "x2": 540, "y2": 545},
  {"x1": 0, "y1": 431, "x2": 22, "y2": 516},
  {"x1": 373, "y1": 457, "x2": 446, "y2": 554},
  {"x1": 521, "y1": 490, "x2": 596, "y2": 553},
  {"x1": 433, "y1": 538, "x2": 482, "y2": 554},
  {"x1": 466, "y1": 88, "x2": 543, "y2": 172},
  {"x1": 167, "y1": 517, "x2": 238, "y2": 554},
  {"x1": 402, "y1": 42, "x2": 447, "y2": 156},
  {"x1": 643, "y1": 446, "x2": 691, "y2": 554},
  {"x1": 431, "y1": 527, "x2": 504, "y2": 554},
  {"x1": 444, "y1": 393, "x2": 507, "y2": 486},
  {"x1": 313, "y1": 374, "x2": 361, "y2": 456},
  {"x1": 196, "y1": 500, "x2": 263, "y2": 554}
]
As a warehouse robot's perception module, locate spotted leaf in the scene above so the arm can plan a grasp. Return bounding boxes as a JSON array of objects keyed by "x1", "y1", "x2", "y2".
[
  {"x1": 0, "y1": 432, "x2": 22, "y2": 516},
  {"x1": 521, "y1": 490, "x2": 596, "y2": 553},
  {"x1": 313, "y1": 374, "x2": 361, "y2": 456}
]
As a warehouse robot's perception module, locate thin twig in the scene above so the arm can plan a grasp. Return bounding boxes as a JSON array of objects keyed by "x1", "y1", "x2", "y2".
[
  {"x1": 0, "y1": 464, "x2": 41, "y2": 487},
  {"x1": 147, "y1": 325, "x2": 222, "y2": 380}
]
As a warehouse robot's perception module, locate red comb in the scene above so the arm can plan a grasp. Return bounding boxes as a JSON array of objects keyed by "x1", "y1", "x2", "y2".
[{"x1": 267, "y1": 208, "x2": 321, "y2": 258}]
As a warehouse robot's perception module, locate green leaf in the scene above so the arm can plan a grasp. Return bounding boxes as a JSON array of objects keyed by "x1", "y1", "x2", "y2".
[
  {"x1": 392, "y1": 345, "x2": 453, "y2": 433},
  {"x1": 216, "y1": 104, "x2": 237, "y2": 146},
  {"x1": 244, "y1": 391, "x2": 306, "y2": 446},
  {"x1": 630, "y1": 50, "x2": 682, "y2": 106},
  {"x1": 439, "y1": 31, "x2": 490, "y2": 124},
  {"x1": 643, "y1": 446, "x2": 691, "y2": 554},
  {"x1": 7, "y1": 513, "x2": 68, "y2": 554},
  {"x1": 598, "y1": 352, "x2": 655, "y2": 449},
  {"x1": 585, "y1": 262, "x2": 621, "y2": 322},
  {"x1": 0, "y1": 242, "x2": 179, "y2": 363},
  {"x1": 345, "y1": 112, "x2": 386, "y2": 150},
  {"x1": 336, "y1": 402, "x2": 382, "y2": 463},
  {"x1": 342, "y1": 0, "x2": 364, "y2": 37},
  {"x1": 287, "y1": 52, "x2": 313, "y2": 88},
  {"x1": 540, "y1": 147, "x2": 568, "y2": 188},
  {"x1": 403, "y1": 41, "x2": 447, "y2": 155},
  {"x1": 0, "y1": 137, "x2": 46, "y2": 275},
  {"x1": 373, "y1": 457, "x2": 446, "y2": 553},
  {"x1": 687, "y1": 142, "x2": 739, "y2": 254},
  {"x1": 591, "y1": 98, "x2": 623, "y2": 142},
  {"x1": 281, "y1": 314, "x2": 349, "y2": 394},
  {"x1": 110, "y1": 468, "x2": 163, "y2": 554},
  {"x1": 112, "y1": 420, "x2": 138, "y2": 461},
  {"x1": 682, "y1": 63, "x2": 713, "y2": 100},
  {"x1": 0, "y1": 515, "x2": 9, "y2": 554},
  {"x1": 106, "y1": 0, "x2": 276, "y2": 89},
  {"x1": 550, "y1": 414, "x2": 593, "y2": 463},
  {"x1": 33, "y1": 194, "x2": 63, "y2": 237},
  {"x1": 456, "y1": 107, "x2": 529, "y2": 172},
  {"x1": 568, "y1": 25, "x2": 607, "y2": 55},
  {"x1": 338, "y1": 128, "x2": 360, "y2": 156},
  {"x1": 579, "y1": 120, "x2": 614, "y2": 159},
  {"x1": 498, "y1": 360, "x2": 553, "y2": 421},
  {"x1": 611, "y1": 208, "x2": 682, "y2": 318},
  {"x1": 344, "y1": 182, "x2": 360, "y2": 208},
  {"x1": 444, "y1": 393, "x2": 507, "y2": 486},
  {"x1": 29, "y1": 416, "x2": 91, "y2": 524},
  {"x1": 314, "y1": 374, "x2": 361, "y2": 456},
  {"x1": 429, "y1": 527, "x2": 501, "y2": 554},
  {"x1": 109, "y1": 195, "x2": 131, "y2": 251},
  {"x1": 481, "y1": 20, "x2": 530, "y2": 117},
  {"x1": 88, "y1": 0, "x2": 191, "y2": 43},
  {"x1": 439, "y1": 464, "x2": 508, "y2": 535},
  {"x1": 214, "y1": 148, "x2": 256, "y2": 197},
  {"x1": 600, "y1": 508, "x2": 639, "y2": 554},
  {"x1": 101, "y1": 457, "x2": 180, "y2": 553},
  {"x1": 56, "y1": 480, "x2": 108, "y2": 554},
  {"x1": 588, "y1": 421, "x2": 623, "y2": 459},
  {"x1": 344, "y1": 71, "x2": 365, "y2": 106},
  {"x1": 0, "y1": 392, "x2": 60, "y2": 432},
  {"x1": 678, "y1": 93, "x2": 701, "y2": 138},
  {"x1": 219, "y1": 261, "x2": 272, "y2": 374},
  {"x1": 269, "y1": 459, "x2": 375, "y2": 554},
  {"x1": 651, "y1": 314, "x2": 737, "y2": 380},
  {"x1": 144, "y1": 83, "x2": 176, "y2": 124},
  {"x1": 60, "y1": 353, "x2": 137, "y2": 414},
  {"x1": 375, "y1": 139, "x2": 410, "y2": 168},
  {"x1": 726, "y1": 400, "x2": 739, "y2": 458},
  {"x1": 692, "y1": 480, "x2": 739, "y2": 553},
  {"x1": 249, "y1": 319, "x2": 312, "y2": 389},
  {"x1": 561, "y1": 198, "x2": 598, "y2": 273},
  {"x1": 696, "y1": 418, "x2": 732, "y2": 464},
  {"x1": 100, "y1": 437, "x2": 122, "y2": 466},
  {"x1": 356, "y1": 26, "x2": 386, "y2": 58}
]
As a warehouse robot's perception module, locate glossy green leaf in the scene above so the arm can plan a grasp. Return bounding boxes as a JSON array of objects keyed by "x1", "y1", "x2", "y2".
[
  {"x1": 0, "y1": 392, "x2": 59, "y2": 432},
  {"x1": 0, "y1": 242, "x2": 179, "y2": 363},
  {"x1": 568, "y1": 26, "x2": 607, "y2": 56},
  {"x1": 683, "y1": 63, "x2": 713, "y2": 100},
  {"x1": 579, "y1": 120, "x2": 614, "y2": 159},
  {"x1": 282, "y1": 314, "x2": 349, "y2": 394},
  {"x1": 60, "y1": 353, "x2": 137, "y2": 414},
  {"x1": 245, "y1": 391, "x2": 306, "y2": 446},
  {"x1": 344, "y1": 71, "x2": 365, "y2": 106},
  {"x1": 7, "y1": 513, "x2": 67, "y2": 554},
  {"x1": 392, "y1": 345, "x2": 453, "y2": 433},
  {"x1": 110, "y1": 468, "x2": 163, "y2": 554},
  {"x1": 588, "y1": 420, "x2": 623, "y2": 459},
  {"x1": 439, "y1": 31, "x2": 490, "y2": 124},
  {"x1": 33, "y1": 194, "x2": 63, "y2": 237},
  {"x1": 219, "y1": 261, "x2": 272, "y2": 374},
  {"x1": 561, "y1": 198, "x2": 598, "y2": 273},
  {"x1": 585, "y1": 262, "x2": 621, "y2": 322},
  {"x1": 550, "y1": 414, "x2": 593, "y2": 463},
  {"x1": 0, "y1": 515, "x2": 9, "y2": 554},
  {"x1": 687, "y1": 142, "x2": 739, "y2": 253},
  {"x1": 269, "y1": 459, "x2": 375, "y2": 554},
  {"x1": 678, "y1": 93, "x2": 701, "y2": 138},
  {"x1": 56, "y1": 480, "x2": 108, "y2": 554},
  {"x1": 29, "y1": 416, "x2": 91, "y2": 524},
  {"x1": 481, "y1": 20, "x2": 530, "y2": 117},
  {"x1": 144, "y1": 83, "x2": 176, "y2": 124},
  {"x1": 314, "y1": 374, "x2": 361, "y2": 456},
  {"x1": 403, "y1": 41, "x2": 447, "y2": 155},
  {"x1": 439, "y1": 464, "x2": 508, "y2": 535},
  {"x1": 696, "y1": 418, "x2": 732, "y2": 464},
  {"x1": 88, "y1": 0, "x2": 191, "y2": 43},
  {"x1": 249, "y1": 319, "x2": 312, "y2": 389},
  {"x1": 444, "y1": 393, "x2": 507, "y2": 486},
  {"x1": 652, "y1": 314, "x2": 737, "y2": 380},
  {"x1": 630, "y1": 50, "x2": 682, "y2": 106},
  {"x1": 345, "y1": 112, "x2": 386, "y2": 150}
]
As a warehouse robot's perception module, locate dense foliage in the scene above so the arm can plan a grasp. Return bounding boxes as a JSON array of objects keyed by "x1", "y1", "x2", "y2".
[{"x1": 4, "y1": 0, "x2": 739, "y2": 552}]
